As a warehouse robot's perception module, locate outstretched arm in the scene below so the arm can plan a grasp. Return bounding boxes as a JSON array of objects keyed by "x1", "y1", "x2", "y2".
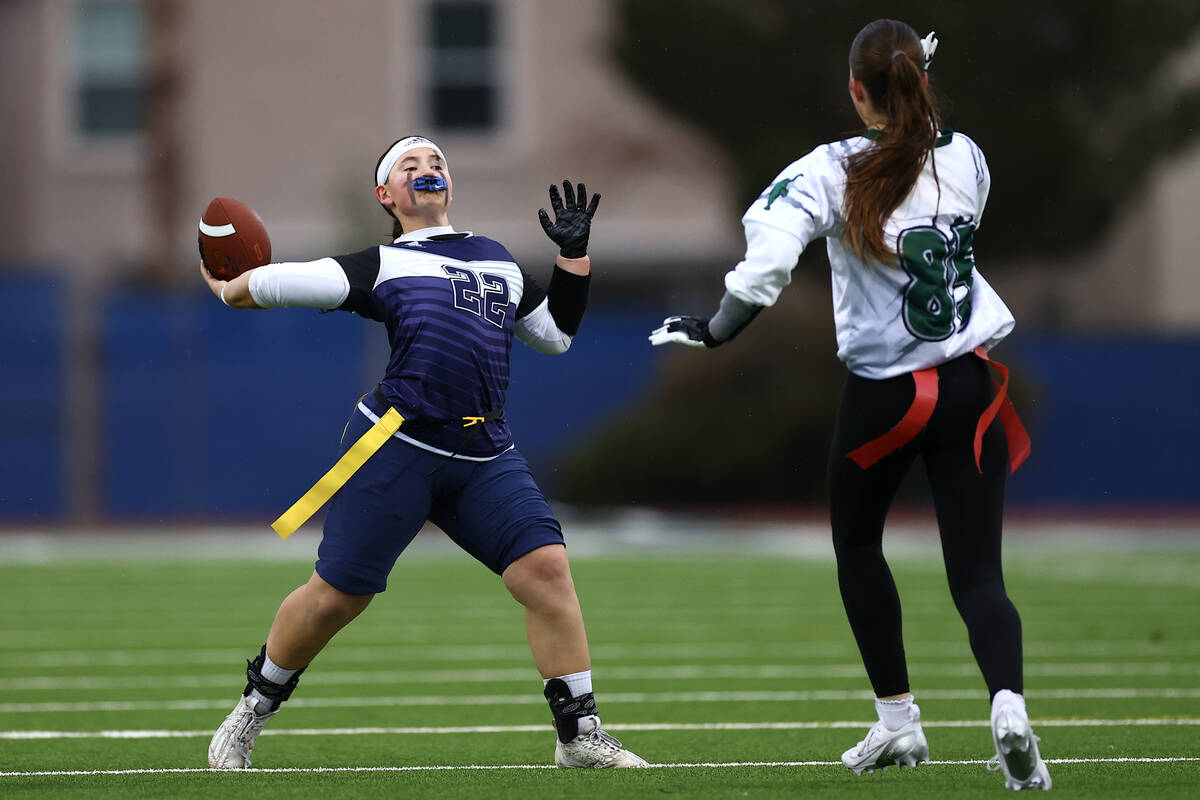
[
  {"x1": 648, "y1": 293, "x2": 763, "y2": 348},
  {"x1": 201, "y1": 262, "x2": 260, "y2": 309},
  {"x1": 648, "y1": 220, "x2": 807, "y2": 349},
  {"x1": 200, "y1": 258, "x2": 351, "y2": 310}
]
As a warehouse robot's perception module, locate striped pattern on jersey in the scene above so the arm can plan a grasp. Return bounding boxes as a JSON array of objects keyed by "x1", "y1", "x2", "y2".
[{"x1": 334, "y1": 233, "x2": 529, "y2": 458}]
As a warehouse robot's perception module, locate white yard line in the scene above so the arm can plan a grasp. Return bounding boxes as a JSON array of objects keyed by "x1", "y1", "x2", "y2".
[
  {"x1": 4, "y1": 640, "x2": 1199, "y2": 668},
  {"x1": 1, "y1": 661, "x2": 1197, "y2": 691},
  {"x1": 3, "y1": 756, "x2": 1199, "y2": 778},
  {"x1": 2, "y1": 718, "x2": 1197, "y2": 740},
  {"x1": 3, "y1": 687, "x2": 1200, "y2": 714}
]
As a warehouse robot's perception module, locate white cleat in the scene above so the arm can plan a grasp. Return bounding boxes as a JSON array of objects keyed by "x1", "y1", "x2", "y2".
[
  {"x1": 208, "y1": 694, "x2": 276, "y2": 769},
  {"x1": 989, "y1": 698, "x2": 1052, "y2": 790},
  {"x1": 842, "y1": 703, "x2": 930, "y2": 775},
  {"x1": 555, "y1": 716, "x2": 649, "y2": 768}
]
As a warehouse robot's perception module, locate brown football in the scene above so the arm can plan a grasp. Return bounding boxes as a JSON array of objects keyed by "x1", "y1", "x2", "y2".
[{"x1": 198, "y1": 197, "x2": 271, "y2": 281}]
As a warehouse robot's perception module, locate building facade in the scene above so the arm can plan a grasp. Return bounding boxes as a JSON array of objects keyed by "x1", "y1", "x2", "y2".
[{"x1": 0, "y1": 0, "x2": 743, "y2": 285}]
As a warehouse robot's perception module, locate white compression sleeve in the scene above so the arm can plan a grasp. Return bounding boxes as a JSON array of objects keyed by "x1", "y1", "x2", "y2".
[
  {"x1": 515, "y1": 296, "x2": 573, "y2": 354},
  {"x1": 247, "y1": 258, "x2": 351, "y2": 309}
]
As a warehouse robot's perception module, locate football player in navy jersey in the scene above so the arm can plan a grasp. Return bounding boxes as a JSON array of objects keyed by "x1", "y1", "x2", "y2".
[
  {"x1": 201, "y1": 136, "x2": 647, "y2": 770},
  {"x1": 650, "y1": 20, "x2": 1049, "y2": 791}
]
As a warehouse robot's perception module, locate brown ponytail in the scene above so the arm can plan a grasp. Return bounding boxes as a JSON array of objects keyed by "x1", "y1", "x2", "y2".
[{"x1": 843, "y1": 20, "x2": 940, "y2": 263}]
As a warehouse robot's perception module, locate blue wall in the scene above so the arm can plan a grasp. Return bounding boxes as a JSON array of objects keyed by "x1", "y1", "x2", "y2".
[
  {"x1": 2, "y1": 274, "x2": 1198, "y2": 518},
  {"x1": 0, "y1": 276, "x2": 64, "y2": 516},
  {"x1": 1005, "y1": 335, "x2": 1200, "y2": 506},
  {"x1": 507, "y1": 309, "x2": 663, "y2": 479},
  {"x1": 101, "y1": 290, "x2": 372, "y2": 516}
]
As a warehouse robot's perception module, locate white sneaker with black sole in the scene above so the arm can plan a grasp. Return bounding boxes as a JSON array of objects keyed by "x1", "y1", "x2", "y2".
[
  {"x1": 989, "y1": 693, "x2": 1052, "y2": 790},
  {"x1": 208, "y1": 694, "x2": 276, "y2": 769},
  {"x1": 842, "y1": 703, "x2": 930, "y2": 774},
  {"x1": 555, "y1": 716, "x2": 649, "y2": 768}
]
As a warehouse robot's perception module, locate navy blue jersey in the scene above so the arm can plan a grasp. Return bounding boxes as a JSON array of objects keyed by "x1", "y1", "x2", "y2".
[{"x1": 333, "y1": 232, "x2": 547, "y2": 459}]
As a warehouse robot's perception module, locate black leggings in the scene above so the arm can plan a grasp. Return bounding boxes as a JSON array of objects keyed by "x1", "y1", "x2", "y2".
[{"x1": 827, "y1": 352, "x2": 1023, "y2": 700}]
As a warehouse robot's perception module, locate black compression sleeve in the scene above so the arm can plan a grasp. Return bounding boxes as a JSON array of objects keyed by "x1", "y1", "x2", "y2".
[
  {"x1": 546, "y1": 266, "x2": 590, "y2": 336},
  {"x1": 516, "y1": 268, "x2": 547, "y2": 319},
  {"x1": 333, "y1": 247, "x2": 384, "y2": 321}
]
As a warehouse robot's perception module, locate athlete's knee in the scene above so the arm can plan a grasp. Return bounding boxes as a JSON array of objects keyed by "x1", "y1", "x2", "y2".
[
  {"x1": 502, "y1": 544, "x2": 575, "y2": 607},
  {"x1": 950, "y1": 576, "x2": 1011, "y2": 619},
  {"x1": 833, "y1": 536, "x2": 885, "y2": 564},
  {"x1": 830, "y1": 512, "x2": 888, "y2": 555},
  {"x1": 305, "y1": 572, "x2": 374, "y2": 625}
]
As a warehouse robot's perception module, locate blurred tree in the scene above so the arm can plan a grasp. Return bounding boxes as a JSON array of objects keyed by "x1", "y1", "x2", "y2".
[
  {"x1": 556, "y1": 282, "x2": 849, "y2": 506},
  {"x1": 557, "y1": 2, "x2": 1109, "y2": 507},
  {"x1": 555, "y1": 273, "x2": 1039, "y2": 507},
  {"x1": 610, "y1": 0, "x2": 1200, "y2": 259}
]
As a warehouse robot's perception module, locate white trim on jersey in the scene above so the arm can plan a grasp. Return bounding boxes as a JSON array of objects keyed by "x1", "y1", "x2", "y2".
[
  {"x1": 373, "y1": 249, "x2": 524, "y2": 303},
  {"x1": 515, "y1": 296, "x2": 573, "y2": 354},
  {"x1": 395, "y1": 225, "x2": 458, "y2": 242},
  {"x1": 247, "y1": 258, "x2": 350, "y2": 309},
  {"x1": 356, "y1": 401, "x2": 514, "y2": 462},
  {"x1": 375, "y1": 226, "x2": 526, "y2": 310}
]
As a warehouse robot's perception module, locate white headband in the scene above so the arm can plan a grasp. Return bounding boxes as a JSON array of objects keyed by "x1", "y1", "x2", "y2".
[{"x1": 375, "y1": 136, "x2": 447, "y2": 186}]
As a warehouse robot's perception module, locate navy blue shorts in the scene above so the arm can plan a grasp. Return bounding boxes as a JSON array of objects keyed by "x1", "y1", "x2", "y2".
[{"x1": 316, "y1": 408, "x2": 564, "y2": 595}]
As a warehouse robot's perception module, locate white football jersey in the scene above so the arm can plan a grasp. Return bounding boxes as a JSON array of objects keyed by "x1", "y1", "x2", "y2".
[{"x1": 725, "y1": 130, "x2": 1014, "y2": 379}]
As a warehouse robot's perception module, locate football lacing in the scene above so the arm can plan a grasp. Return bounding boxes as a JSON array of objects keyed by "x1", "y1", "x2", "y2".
[
  {"x1": 226, "y1": 704, "x2": 274, "y2": 768},
  {"x1": 580, "y1": 727, "x2": 625, "y2": 757}
]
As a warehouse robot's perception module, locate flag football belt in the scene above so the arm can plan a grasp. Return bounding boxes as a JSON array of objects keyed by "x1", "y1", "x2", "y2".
[
  {"x1": 270, "y1": 390, "x2": 502, "y2": 540},
  {"x1": 846, "y1": 346, "x2": 1031, "y2": 474},
  {"x1": 364, "y1": 387, "x2": 503, "y2": 440}
]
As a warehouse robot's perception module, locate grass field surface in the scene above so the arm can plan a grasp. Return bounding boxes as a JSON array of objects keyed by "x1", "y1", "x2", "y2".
[{"x1": 1, "y1": 521, "x2": 1198, "y2": 798}]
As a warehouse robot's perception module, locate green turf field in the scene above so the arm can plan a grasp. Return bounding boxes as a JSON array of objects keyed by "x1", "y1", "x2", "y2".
[{"x1": 1, "y1": 526, "x2": 1198, "y2": 798}]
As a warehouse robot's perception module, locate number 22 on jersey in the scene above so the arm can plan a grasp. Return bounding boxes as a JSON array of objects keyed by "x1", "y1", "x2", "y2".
[
  {"x1": 899, "y1": 218, "x2": 977, "y2": 341},
  {"x1": 442, "y1": 265, "x2": 510, "y2": 329}
]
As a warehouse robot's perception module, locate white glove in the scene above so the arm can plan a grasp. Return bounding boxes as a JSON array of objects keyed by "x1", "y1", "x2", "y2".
[{"x1": 648, "y1": 316, "x2": 716, "y2": 348}]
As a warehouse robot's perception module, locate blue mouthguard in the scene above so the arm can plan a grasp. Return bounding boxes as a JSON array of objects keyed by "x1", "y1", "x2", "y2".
[{"x1": 412, "y1": 175, "x2": 447, "y2": 192}]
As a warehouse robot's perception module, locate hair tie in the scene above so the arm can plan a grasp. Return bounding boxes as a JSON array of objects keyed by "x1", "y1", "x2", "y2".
[
  {"x1": 892, "y1": 50, "x2": 907, "y2": 62},
  {"x1": 920, "y1": 31, "x2": 939, "y2": 70}
]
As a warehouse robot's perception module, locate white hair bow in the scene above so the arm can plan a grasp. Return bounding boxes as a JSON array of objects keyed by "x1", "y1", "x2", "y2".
[{"x1": 921, "y1": 31, "x2": 939, "y2": 70}]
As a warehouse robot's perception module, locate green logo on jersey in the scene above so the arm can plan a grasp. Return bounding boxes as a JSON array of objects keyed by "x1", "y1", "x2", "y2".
[{"x1": 765, "y1": 176, "x2": 801, "y2": 210}]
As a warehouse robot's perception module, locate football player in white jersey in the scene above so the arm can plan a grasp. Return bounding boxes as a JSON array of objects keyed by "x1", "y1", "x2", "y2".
[{"x1": 651, "y1": 19, "x2": 1050, "y2": 791}]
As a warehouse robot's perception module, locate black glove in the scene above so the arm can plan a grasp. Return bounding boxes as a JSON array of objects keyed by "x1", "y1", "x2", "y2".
[
  {"x1": 648, "y1": 315, "x2": 720, "y2": 348},
  {"x1": 538, "y1": 181, "x2": 600, "y2": 258}
]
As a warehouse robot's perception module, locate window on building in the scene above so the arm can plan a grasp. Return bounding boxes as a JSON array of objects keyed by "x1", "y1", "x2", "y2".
[
  {"x1": 428, "y1": 1, "x2": 499, "y2": 131},
  {"x1": 76, "y1": 0, "x2": 146, "y2": 137}
]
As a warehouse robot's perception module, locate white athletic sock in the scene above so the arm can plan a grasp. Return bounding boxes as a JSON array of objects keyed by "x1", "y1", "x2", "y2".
[
  {"x1": 876, "y1": 695, "x2": 915, "y2": 731},
  {"x1": 544, "y1": 670, "x2": 596, "y2": 737},
  {"x1": 248, "y1": 653, "x2": 299, "y2": 714},
  {"x1": 260, "y1": 653, "x2": 299, "y2": 685},
  {"x1": 543, "y1": 669, "x2": 592, "y2": 698}
]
